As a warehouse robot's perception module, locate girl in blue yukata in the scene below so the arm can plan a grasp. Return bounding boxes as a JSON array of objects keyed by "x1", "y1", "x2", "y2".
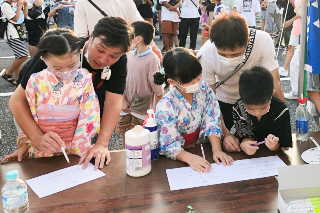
[{"x1": 153, "y1": 48, "x2": 233, "y2": 173}]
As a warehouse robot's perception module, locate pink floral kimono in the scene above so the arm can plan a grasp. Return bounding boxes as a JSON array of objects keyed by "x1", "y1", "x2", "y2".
[{"x1": 18, "y1": 68, "x2": 100, "y2": 158}]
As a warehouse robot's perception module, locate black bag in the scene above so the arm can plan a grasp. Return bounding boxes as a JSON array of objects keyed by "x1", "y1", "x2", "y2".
[
  {"x1": 28, "y1": 5, "x2": 42, "y2": 20},
  {"x1": 0, "y1": 1, "x2": 10, "y2": 39},
  {"x1": 13, "y1": 23, "x2": 25, "y2": 40}
]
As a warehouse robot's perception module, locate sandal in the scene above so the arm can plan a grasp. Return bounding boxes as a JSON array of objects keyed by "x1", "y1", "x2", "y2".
[{"x1": 1, "y1": 72, "x2": 17, "y2": 86}]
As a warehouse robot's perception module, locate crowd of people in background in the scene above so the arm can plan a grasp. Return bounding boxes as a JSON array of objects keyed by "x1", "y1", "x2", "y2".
[{"x1": 0, "y1": 0, "x2": 316, "y2": 170}]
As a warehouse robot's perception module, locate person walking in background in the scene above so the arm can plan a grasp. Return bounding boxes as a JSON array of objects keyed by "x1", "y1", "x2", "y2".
[
  {"x1": 179, "y1": 0, "x2": 201, "y2": 50},
  {"x1": 237, "y1": 0, "x2": 261, "y2": 29},
  {"x1": 261, "y1": 0, "x2": 278, "y2": 36},
  {"x1": 0, "y1": 0, "x2": 29, "y2": 86},
  {"x1": 212, "y1": 0, "x2": 226, "y2": 19},
  {"x1": 48, "y1": 0, "x2": 76, "y2": 29},
  {"x1": 260, "y1": 0, "x2": 266, "y2": 31},
  {"x1": 25, "y1": 0, "x2": 47, "y2": 57},
  {"x1": 159, "y1": 0, "x2": 181, "y2": 52},
  {"x1": 138, "y1": 0, "x2": 154, "y2": 24}
]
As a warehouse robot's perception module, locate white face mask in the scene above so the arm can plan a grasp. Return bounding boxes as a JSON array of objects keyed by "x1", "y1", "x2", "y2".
[
  {"x1": 219, "y1": 53, "x2": 245, "y2": 67},
  {"x1": 174, "y1": 79, "x2": 202, "y2": 94}
]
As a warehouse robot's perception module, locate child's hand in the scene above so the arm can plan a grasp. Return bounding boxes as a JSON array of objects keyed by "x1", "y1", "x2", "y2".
[
  {"x1": 212, "y1": 150, "x2": 234, "y2": 166},
  {"x1": 240, "y1": 140, "x2": 259, "y2": 155},
  {"x1": 122, "y1": 99, "x2": 131, "y2": 113},
  {"x1": 223, "y1": 134, "x2": 241, "y2": 152},
  {"x1": 265, "y1": 134, "x2": 279, "y2": 150},
  {"x1": 186, "y1": 154, "x2": 211, "y2": 173},
  {"x1": 202, "y1": 23, "x2": 209, "y2": 31},
  {"x1": 1, "y1": 144, "x2": 29, "y2": 163}
]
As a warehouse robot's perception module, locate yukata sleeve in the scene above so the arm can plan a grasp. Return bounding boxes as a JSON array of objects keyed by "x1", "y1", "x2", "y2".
[
  {"x1": 230, "y1": 101, "x2": 256, "y2": 142},
  {"x1": 17, "y1": 74, "x2": 39, "y2": 148},
  {"x1": 72, "y1": 75, "x2": 100, "y2": 156},
  {"x1": 202, "y1": 85, "x2": 222, "y2": 138},
  {"x1": 156, "y1": 102, "x2": 185, "y2": 160}
]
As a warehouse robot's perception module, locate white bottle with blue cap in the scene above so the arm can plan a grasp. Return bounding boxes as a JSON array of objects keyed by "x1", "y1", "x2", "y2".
[
  {"x1": 1, "y1": 170, "x2": 29, "y2": 213},
  {"x1": 144, "y1": 109, "x2": 159, "y2": 160}
]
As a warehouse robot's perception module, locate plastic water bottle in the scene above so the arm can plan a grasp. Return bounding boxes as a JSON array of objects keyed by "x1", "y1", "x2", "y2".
[
  {"x1": 296, "y1": 95, "x2": 308, "y2": 142},
  {"x1": 2, "y1": 170, "x2": 29, "y2": 213}
]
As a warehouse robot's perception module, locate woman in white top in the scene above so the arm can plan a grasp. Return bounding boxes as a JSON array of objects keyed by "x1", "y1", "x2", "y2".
[{"x1": 198, "y1": 12, "x2": 285, "y2": 152}]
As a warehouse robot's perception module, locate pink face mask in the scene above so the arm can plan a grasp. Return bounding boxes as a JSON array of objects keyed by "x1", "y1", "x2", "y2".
[{"x1": 46, "y1": 61, "x2": 81, "y2": 81}]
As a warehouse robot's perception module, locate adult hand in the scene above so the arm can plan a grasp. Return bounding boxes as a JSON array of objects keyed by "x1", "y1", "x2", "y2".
[
  {"x1": 202, "y1": 23, "x2": 209, "y2": 31},
  {"x1": 212, "y1": 150, "x2": 234, "y2": 166},
  {"x1": 78, "y1": 143, "x2": 111, "y2": 170},
  {"x1": 223, "y1": 134, "x2": 241, "y2": 152},
  {"x1": 122, "y1": 99, "x2": 131, "y2": 113},
  {"x1": 23, "y1": 0, "x2": 28, "y2": 7},
  {"x1": 32, "y1": 132, "x2": 65, "y2": 154},
  {"x1": 240, "y1": 140, "x2": 259, "y2": 155},
  {"x1": 186, "y1": 153, "x2": 211, "y2": 173},
  {"x1": 265, "y1": 134, "x2": 279, "y2": 149}
]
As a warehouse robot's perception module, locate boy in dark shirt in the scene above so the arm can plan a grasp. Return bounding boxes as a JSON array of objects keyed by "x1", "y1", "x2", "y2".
[{"x1": 231, "y1": 66, "x2": 292, "y2": 155}]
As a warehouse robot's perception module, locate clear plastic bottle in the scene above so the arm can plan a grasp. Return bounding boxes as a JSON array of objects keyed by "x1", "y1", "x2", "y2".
[
  {"x1": 296, "y1": 96, "x2": 309, "y2": 141},
  {"x1": 1, "y1": 170, "x2": 29, "y2": 213}
]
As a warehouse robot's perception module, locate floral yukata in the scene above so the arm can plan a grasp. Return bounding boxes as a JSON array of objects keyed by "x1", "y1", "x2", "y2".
[
  {"x1": 156, "y1": 81, "x2": 222, "y2": 159},
  {"x1": 18, "y1": 68, "x2": 100, "y2": 158}
]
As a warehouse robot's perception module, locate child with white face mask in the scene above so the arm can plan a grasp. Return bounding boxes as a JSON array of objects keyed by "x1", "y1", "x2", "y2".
[
  {"x1": 1, "y1": 29, "x2": 100, "y2": 163},
  {"x1": 153, "y1": 48, "x2": 233, "y2": 173}
]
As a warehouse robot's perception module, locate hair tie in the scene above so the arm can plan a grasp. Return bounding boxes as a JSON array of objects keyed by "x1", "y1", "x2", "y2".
[{"x1": 159, "y1": 67, "x2": 166, "y2": 76}]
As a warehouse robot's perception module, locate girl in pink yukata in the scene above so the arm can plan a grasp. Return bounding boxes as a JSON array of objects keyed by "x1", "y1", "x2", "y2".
[
  {"x1": 1, "y1": 29, "x2": 100, "y2": 163},
  {"x1": 153, "y1": 48, "x2": 233, "y2": 173}
]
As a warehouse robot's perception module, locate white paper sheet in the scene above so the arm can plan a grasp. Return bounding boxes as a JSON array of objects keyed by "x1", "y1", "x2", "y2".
[
  {"x1": 26, "y1": 163, "x2": 105, "y2": 198},
  {"x1": 166, "y1": 156, "x2": 286, "y2": 191}
]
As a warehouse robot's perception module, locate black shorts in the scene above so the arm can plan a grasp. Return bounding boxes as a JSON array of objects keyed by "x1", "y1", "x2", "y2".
[{"x1": 25, "y1": 18, "x2": 47, "y2": 46}]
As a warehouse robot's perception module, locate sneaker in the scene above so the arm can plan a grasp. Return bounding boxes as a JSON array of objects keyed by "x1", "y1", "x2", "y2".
[
  {"x1": 279, "y1": 67, "x2": 288, "y2": 77},
  {"x1": 284, "y1": 91, "x2": 298, "y2": 100}
]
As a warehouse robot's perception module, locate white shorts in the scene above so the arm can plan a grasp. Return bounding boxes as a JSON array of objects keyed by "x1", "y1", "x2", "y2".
[{"x1": 289, "y1": 34, "x2": 299, "y2": 46}]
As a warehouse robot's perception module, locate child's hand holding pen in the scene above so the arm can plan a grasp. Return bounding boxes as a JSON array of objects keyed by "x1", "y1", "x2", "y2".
[{"x1": 265, "y1": 134, "x2": 279, "y2": 151}]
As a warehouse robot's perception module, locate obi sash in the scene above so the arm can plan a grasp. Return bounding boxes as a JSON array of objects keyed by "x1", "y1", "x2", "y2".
[
  {"x1": 182, "y1": 128, "x2": 201, "y2": 146},
  {"x1": 37, "y1": 104, "x2": 80, "y2": 145}
]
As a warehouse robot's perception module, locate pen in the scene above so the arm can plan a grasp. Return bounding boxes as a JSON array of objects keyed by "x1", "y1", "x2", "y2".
[
  {"x1": 201, "y1": 144, "x2": 205, "y2": 159},
  {"x1": 61, "y1": 146, "x2": 70, "y2": 163},
  {"x1": 201, "y1": 144, "x2": 208, "y2": 172},
  {"x1": 252, "y1": 137, "x2": 275, "y2": 146}
]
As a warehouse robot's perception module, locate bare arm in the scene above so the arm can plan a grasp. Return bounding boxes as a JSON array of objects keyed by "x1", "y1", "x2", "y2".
[
  {"x1": 33, "y1": 0, "x2": 44, "y2": 7},
  {"x1": 307, "y1": 91, "x2": 320, "y2": 113},
  {"x1": 79, "y1": 91, "x2": 123, "y2": 170},
  {"x1": 271, "y1": 68, "x2": 285, "y2": 102},
  {"x1": 146, "y1": 0, "x2": 154, "y2": 6},
  {"x1": 162, "y1": 1, "x2": 181, "y2": 11},
  {"x1": 9, "y1": 85, "x2": 64, "y2": 153}
]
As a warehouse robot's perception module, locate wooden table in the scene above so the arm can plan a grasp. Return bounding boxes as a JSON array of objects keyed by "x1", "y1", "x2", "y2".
[{"x1": 1, "y1": 133, "x2": 320, "y2": 213}]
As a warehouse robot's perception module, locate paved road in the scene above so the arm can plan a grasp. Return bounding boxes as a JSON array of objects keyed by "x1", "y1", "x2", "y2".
[{"x1": 0, "y1": 35, "x2": 318, "y2": 160}]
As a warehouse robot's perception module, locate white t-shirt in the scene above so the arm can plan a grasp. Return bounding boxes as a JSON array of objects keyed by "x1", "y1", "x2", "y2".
[
  {"x1": 180, "y1": 0, "x2": 200, "y2": 18},
  {"x1": 159, "y1": 0, "x2": 180, "y2": 22},
  {"x1": 197, "y1": 30, "x2": 279, "y2": 104},
  {"x1": 225, "y1": 0, "x2": 238, "y2": 12},
  {"x1": 237, "y1": 0, "x2": 261, "y2": 27},
  {"x1": 74, "y1": 0, "x2": 143, "y2": 37},
  {"x1": 1, "y1": 2, "x2": 19, "y2": 39},
  {"x1": 26, "y1": 0, "x2": 45, "y2": 20}
]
